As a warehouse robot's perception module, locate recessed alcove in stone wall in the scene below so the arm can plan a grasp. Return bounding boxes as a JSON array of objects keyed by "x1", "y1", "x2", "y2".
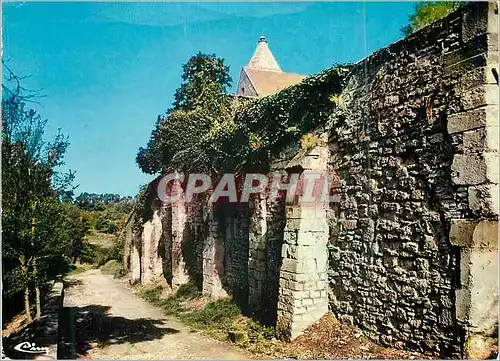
[
  {"x1": 263, "y1": 193, "x2": 286, "y2": 325},
  {"x1": 246, "y1": 191, "x2": 286, "y2": 325},
  {"x1": 182, "y1": 197, "x2": 207, "y2": 290},
  {"x1": 217, "y1": 202, "x2": 251, "y2": 308},
  {"x1": 160, "y1": 203, "x2": 173, "y2": 286}
]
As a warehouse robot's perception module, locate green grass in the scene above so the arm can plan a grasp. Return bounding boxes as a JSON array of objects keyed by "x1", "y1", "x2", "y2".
[
  {"x1": 175, "y1": 282, "x2": 200, "y2": 299},
  {"x1": 67, "y1": 263, "x2": 95, "y2": 276},
  {"x1": 139, "y1": 283, "x2": 239, "y2": 328},
  {"x1": 139, "y1": 282, "x2": 201, "y2": 316},
  {"x1": 137, "y1": 282, "x2": 278, "y2": 354},
  {"x1": 247, "y1": 319, "x2": 276, "y2": 342},
  {"x1": 180, "y1": 298, "x2": 241, "y2": 330}
]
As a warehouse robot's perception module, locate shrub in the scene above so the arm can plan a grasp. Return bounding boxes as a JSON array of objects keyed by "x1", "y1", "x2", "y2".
[
  {"x1": 140, "y1": 285, "x2": 163, "y2": 303},
  {"x1": 78, "y1": 241, "x2": 97, "y2": 264},
  {"x1": 176, "y1": 282, "x2": 201, "y2": 299},
  {"x1": 181, "y1": 298, "x2": 241, "y2": 329},
  {"x1": 248, "y1": 320, "x2": 276, "y2": 341},
  {"x1": 107, "y1": 236, "x2": 124, "y2": 262},
  {"x1": 100, "y1": 260, "x2": 122, "y2": 276}
]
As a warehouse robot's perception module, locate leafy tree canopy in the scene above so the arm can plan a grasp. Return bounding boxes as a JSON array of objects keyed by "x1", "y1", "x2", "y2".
[
  {"x1": 401, "y1": 2, "x2": 465, "y2": 36},
  {"x1": 136, "y1": 52, "x2": 233, "y2": 175},
  {"x1": 173, "y1": 52, "x2": 232, "y2": 111},
  {"x1": 74, "y1": 192, "x2": 133, "y2": 211},
  {"x1": 2, "y1": 62, "x2": 85, "y2": 321}
]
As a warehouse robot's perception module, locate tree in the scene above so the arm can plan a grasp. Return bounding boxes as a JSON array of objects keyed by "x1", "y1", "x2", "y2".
[
  {"x1": 136, "y1": 52, "x2": 233, "y2": 175},
  {"x1": 74, "y1": 192, "x2": 133, "y2": 211},
  {"x1": 173, "y1": 52, "x2": 232, "y2": 111},
  {"x1": 2, "y1": 63, "x2": 80, "y2": 321},
  {"x1": 401, "y1": 2, "x2": 465, "y2": 36}
]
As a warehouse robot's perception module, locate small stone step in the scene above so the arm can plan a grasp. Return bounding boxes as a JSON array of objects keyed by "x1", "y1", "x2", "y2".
[{"x1": 228, "y1": 330, "x2": 247, "y2": 344}]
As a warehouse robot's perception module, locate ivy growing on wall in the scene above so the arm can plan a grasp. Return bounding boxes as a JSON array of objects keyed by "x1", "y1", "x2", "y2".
[
  {"x1": 227, "y1": 64, "x2": 353, "y2": 173},
  {"x1": 137, "y1": 56, "x2": 352, "y2": 179}
]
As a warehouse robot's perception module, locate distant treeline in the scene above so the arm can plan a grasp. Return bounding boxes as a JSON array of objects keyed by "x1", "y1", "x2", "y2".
[{"x1": 74, "y1": 192, "x2": 135, "y2": 212}]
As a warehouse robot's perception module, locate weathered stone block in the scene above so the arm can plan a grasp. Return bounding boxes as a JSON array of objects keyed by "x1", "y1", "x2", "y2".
[
  {"x1": 447, "y1": 105, "x2": 497, "y2": 134},
  {"x1": 469, "y1": 184, "x2": 500, "y2": 216},
  {"x1": 455, "y1": 288, "x2": 472, "y2": 323},
  {"x1": 469, "y1": 247, "x2": 499, "y2": 329},
  {"x1": 298, "y1": 257, "x2": 318, "y2": 274},
  {"x1": 454, "y1": 66, "x2": 500, "y2": 93},
  {"x1": 462, "y1": 128, "x2": 485, "y2": 152},
  {"x1": 283, "y1": 230, "x2": 298, "y2": 245},
  {"x1": 472, "y1": 220, "x2": 498, "y2": 249},
  {"x1": 281, "y1": 258, "x2": 299, "y2": 273},
  {"x1": 461, "y1": 85, "x2": 499, "y2": 111},
  {"x1": 485, "y1": 152, "x2": 499, "y2": 184},
  {"x1": 291, "y1": 143, "x2": 329, "y2": 170},
  {"x1": 282, "y1": 244, "x2": 297, "y2": 259},
  {"x1": 484, "y1": 124, "x2": 499, "y2": 152},
  {"x1": 459, "y1": 248, "x2": 472, "y2": 288},
  {"x1": 285, "y1": 205, "x2": 301, "y2": 219},
  {"x1": 300, "y1": 205, "x2": 327, "y2": 219},
  {"x1": 444, "y1": 53, "x2": 488, "y2": 77},
  {"x1": 450, "y1": 219, "x2": 478, "y2": 247},
  {"x1": 451, "y1": 154, "x2": 488, "y2": 185},
  {"x1": 462, "y1": 2, "x2": 498, "y2": 43},
  {"x1": 285, "y1": 218, "x2": 301, "y2": 231}
]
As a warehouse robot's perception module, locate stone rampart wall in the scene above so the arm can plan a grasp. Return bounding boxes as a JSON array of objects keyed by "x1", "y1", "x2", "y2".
[{"x1": 124, "y1": 3, "x2": 498, "y2": 357}]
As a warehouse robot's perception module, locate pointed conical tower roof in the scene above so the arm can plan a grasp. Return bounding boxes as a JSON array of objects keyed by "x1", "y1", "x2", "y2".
[
  {"x1": 247, "y1": 36, "x2": 282, "y2": 72},
  {"x1": 236, "y1": 36, "x2": 305, "y2": 98}
]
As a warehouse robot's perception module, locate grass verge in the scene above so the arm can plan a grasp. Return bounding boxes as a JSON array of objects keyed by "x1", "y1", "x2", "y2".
[
  {"x1": 137, "y1": 283, "x2": 281, "y2": 356},
  {"x1": 67, "y1": 263, "x2": 95, "y2": 276},
  {"x1": 137, "y1": 283, "x2": 437, "y2": 359}
]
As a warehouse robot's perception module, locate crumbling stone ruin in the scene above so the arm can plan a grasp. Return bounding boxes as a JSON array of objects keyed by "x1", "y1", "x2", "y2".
[{"x1": 124, "y1": 3, "x2": 498, "y2": 358}]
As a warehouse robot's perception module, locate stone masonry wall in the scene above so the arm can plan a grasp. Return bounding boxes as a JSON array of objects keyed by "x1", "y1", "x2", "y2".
[
  {"x1": 125, "y1": 3, "x2": 497, "y2": 358},
  {"x1": 327, "y1": 3, "x2": 498, "y2": 358},
  {"x1": 202, "y1": 203, "x2": 228, "y2": 297},
  {"x1": 171, "y1": 182, "x2": 190, "y2": 289},
  {"x1": 447, "y1": 3, "x2": 498, "y2": 358},
  {"x1": 276, "y1": 133, "x2": 330, "y2": 340}
]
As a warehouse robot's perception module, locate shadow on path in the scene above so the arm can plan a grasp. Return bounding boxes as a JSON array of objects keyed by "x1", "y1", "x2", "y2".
[
  {"x1": 64, "y1": 278, "x2": 83, "y2": 289},
  {"x1": 58, "y1": 304, "x2": 179, "y2": 359},
  {"x1": 3, "y1": 319, "x2": 50, "y2": 360}
]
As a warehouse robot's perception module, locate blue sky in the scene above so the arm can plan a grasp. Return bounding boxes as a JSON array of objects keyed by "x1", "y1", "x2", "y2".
[{"x1": 3, "y1": 2, "x2": 416, "y2": 197}]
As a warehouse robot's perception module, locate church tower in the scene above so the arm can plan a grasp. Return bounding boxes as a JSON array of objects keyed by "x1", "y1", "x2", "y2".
[
  {"x1": 247, "y1": 36, "x2": 282, "y2": 72},
  {"x1": 236, "y1": 36, "x2": 305, "y2": 98}
]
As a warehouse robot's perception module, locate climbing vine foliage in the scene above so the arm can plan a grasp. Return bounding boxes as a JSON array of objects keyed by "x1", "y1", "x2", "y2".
[{"x1": 136, "y1": 54, "x2": 352, "y2": 177}]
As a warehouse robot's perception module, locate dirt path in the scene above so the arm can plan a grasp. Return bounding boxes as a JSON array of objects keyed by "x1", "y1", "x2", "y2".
[{"x1": 62, "y1": 269, "x2": 252, "y2": 359}]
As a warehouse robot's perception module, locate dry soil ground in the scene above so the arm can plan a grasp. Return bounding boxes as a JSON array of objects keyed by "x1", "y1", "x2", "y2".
[{"x1": 61, "y1": 269, "x2": 251, "y2": 359}]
